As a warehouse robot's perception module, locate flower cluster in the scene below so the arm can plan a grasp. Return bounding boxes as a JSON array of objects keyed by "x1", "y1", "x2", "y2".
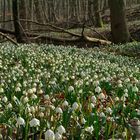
[{"x1": 0, "y1": 43, "x2": 140, "y2": 139}]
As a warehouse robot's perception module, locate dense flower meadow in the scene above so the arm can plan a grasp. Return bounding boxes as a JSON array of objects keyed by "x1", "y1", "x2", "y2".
[{"x1": 0, "y1": 43, "x2": 140, "y2": 140}]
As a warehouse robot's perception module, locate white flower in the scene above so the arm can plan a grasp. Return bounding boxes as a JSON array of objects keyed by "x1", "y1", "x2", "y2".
[
  {"x1": 55, "y1": 132, "x2": 62, "y2": 140},
  {"x1": 90, "y1": 103, "x2": 95, "y2": 109},
  {"x1": 29, "y1": 118, "x2": 40, "y2": 127},
  {"x1": 7, "y1": 103, "x2": 12, "y2": 109},
  {"x1": 72, "y1": 102, "x2": 79, "y2": 111},
  {"x1": 57, "y1": 125, "x2": 66, "y2": 134},
  {"x1": 85, "y1": 126, "x2": 94, "y2": 134},
  {"x1": 81, "y1": 117, "x2": 86, "y2": 124},
  {"x1": 28, "y1": 89, "x2": 34, "y2": 94},
  {"x1": 0, "y1": 87, "x2": 4, "y2": 93},
  {"x1": 39, "y1": 112, "x2": 44, "y2": 118},
  {"x1": 23, "y1": 96, "x2": 29, "y2": 103},
  {"x1": 2, "y1": 96, "x2": 8, "y2": 102},
  {"x1": 106, "y1": 107, "x2": 112, "y2": 114},
  {"x1": 118, "y1": 83, "x2": 123, "y2": 88},
  {"x1": 98, "y1": 93, "x2": 105, "y2": 100},
  {"x1": 68, "y1": 86, "x2": 74, "y2": 92},
  {"x1": 30, "y1": 106, "x2": 35, "y2": 113},
  {"x1": 31, "y1": 94, "x2": 37, "y2": 100},
  {"x1": 100, "y1": 112, "x2": 105, "y2": 118},
  {"x1": 17, "y1": 117, "x2": 25, "y2": 126},
  {"x1": 44, "y1": 95, "x2": 50, "y2": 100},
  {"x1": 56, "y1": 107, "x2": 63, "y2": 114},
  {"x1": 91, "y1": 95, "x2": 97, "y2": 103},
  {"x1": 62, "y1": 100, "x2": 69, "y2": 107},
  {"x1": 124, "y1": 89, "x2": 128, "y2": 93},
  {"x1": 132, "y1": 86, "x2": 139, "y2": 92},
  {"x1": 15, "y1": 87, "x2": 21, "y2": 92},
  {"x1": 115, "y1": 97, "x2": 119, "y2": 101},
  {"x1": 95, "y1": 86, "x2": 102, "y2": 93},
  {"x1": 45, "y1": 129, "x2": 55, "y2": 140}
]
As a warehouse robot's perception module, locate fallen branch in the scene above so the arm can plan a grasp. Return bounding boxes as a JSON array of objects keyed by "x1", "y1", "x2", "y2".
[{"x1": 0, "y1": 32, "x2": 18, "y2": 46}]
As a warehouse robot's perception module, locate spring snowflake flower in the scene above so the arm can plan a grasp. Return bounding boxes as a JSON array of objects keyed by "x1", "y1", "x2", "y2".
[
  {"x1": 0, "y1": 87, "x2": 4, "y2": 93},
  {"x1": 62, "y1": 100, "x2": 69, "y2": 107},
  {"x1": 106, "y1": 107, "x2": 112, "y2": 114},
  {"x1": 98, "y1": 92, "x2": 105, "y2": 100},
  {"x1": 17, "y1": 117, "x2": 25, "y2": 126},
  {"x1": 132, "y1": 85, "x2": 139, "y2": 92},
  {"x1": 72, "y1": 102, "x2": 79, "y2": 111},
  {"x1": 29, "y1": 118, "x2": 40, "y2": 127},
  {"x1": 85, "y1": 125, "x2": 94, "y2": 134},
  {"x1": 95, "y1": 86, "x2": 102, "y2": 93},
  {"x1": 100, "y1": 112, "x2": 106, "y2": 118},
  {"x1": 68, "y1": 86, "x2": 74, "y2": 92},
  {"x1": 45, "y1": 129, "x2": 55, "y2": 140},
  {"x1": 57, "y1": 125, "x2": 66, "y2": 134},
  {"x1": 55, "y1": 132, "x2": 62, "y2": 140},
  {"x1": 2, "y1": 96, "x2": 8, "y2": 103},
  {"x1": 81, "y1": 117, "x2": 86, "y2": 124},
  {"x1": 7, "y1": 103, "x2": 12, "y2": 109},
  {"x1": 23, "y1": 96, "x2": 29, "y2": 103},
  {"x1": 56, "y1": 107, "x2": 63, "y2": 114},
  {"x1": 91, "y1": 95, "x2": 97, "y2": 103},
  {"x1": 15, "y1": 87, "x2": 21, "y2": 92}
]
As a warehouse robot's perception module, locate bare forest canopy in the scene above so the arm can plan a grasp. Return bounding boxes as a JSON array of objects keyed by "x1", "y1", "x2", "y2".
[{"x1": 0, "y1": 0, "x2": 140, "y2": 46}]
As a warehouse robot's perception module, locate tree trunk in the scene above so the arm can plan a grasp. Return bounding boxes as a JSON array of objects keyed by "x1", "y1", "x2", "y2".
[
  {"x1": 108, "y1": 0, "x2": 130, "y2": 43},
  {"x1": 12, "y1": 0, "x2": 25, "y2": 43},
  {"x1": 93, "y1": 0, "x2": 103, "y2": 27}
]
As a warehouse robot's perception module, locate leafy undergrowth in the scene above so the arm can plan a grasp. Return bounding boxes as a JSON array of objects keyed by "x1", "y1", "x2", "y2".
[
  {"x1": 0, "y1": 43, "x2": 140, "y2": 140},
  {"x1": 102, "y1": 42, "x2": 140, "y2": 58}
]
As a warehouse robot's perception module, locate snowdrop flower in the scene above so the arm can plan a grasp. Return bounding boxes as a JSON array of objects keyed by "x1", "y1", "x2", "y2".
[
  {"x1": 45, "y1": 129, "x2": 55, "y2": 140},
  {"x1": 91, "y1": 95, "x2": 97, "y2": 103},
  {"x1": 28, "y1": 89, "x2": 34, "y2": 94},
  {"x1": 31, "y1": 94, "x2": 37, "y2": 99},
  {"x1": 52, "y1": 98, "x2": 56, "y2": 102},
  {"x1": 39, "y1": 112, "x2": 44, "y2": 118},
  {"x1": 100, "y1": 112, "x2": 106, "y2": 118},
  {"x1": 81, "y1": 117, "x2": 86, "y2": 124},
  {"x1": 95, "y1": 86, "x2": 102, "y2": 93},
  {"x1": 30, "y1": 106, "x2": 35, "y2": 113},
  {"x1": 44, "y1": 95, "x2": 50, "y2": 100},
  {"x1": 29, "y1": 118, "x2": 40, "y2": 127},
  {"x1": 124, "y1": 89, "x2": 128, "y2": 93},
  {"x1": 115, "y1": 97, "x2": 119, "y2": 101},
  {"x1": 15, "y1": 87, "x2": 21, "y2": 92},
  {"x1": 57, "y1": 125, "x2": 66, "y2": 134},
  {"x1": 132, "y1": 86, "x2": 139, "y2": 92},
  {"x1": 55, "y1": 132, "x2": 62, "y2": 140},
  {"x1": 56, "y1": 107, "x2": 63, "y2": 114},
  {"x1": 106, "y1": 107, "x2": 112, "y2": 114},
  {"x1": 98, "y1": 92, "x2": 105, "y2": 100},
  {"x1": 85, "y1": 125, "x2": 94, "y2": 134},
  {"x1": 23, "y1": 96, "x2": 29, "y2": 103},
  {"x1": 124, "y1": 92, "x2": 128, "y2": 97},
  {"x1": 2, "y1": 96, "x2": 8, "y2": 103},
  {"x1": 118, "y1": 83, "x2": 123, "y2": 88},
  {"x1": 62, "y1": 100, "x2": 69, "y2": 107},
  {"x1": 68, "y1": 86, "x2": 74, "y2": 92},
  {"x1": 90, "y1": 103, "x2": 95, "y2": 109},
  {"x1": 72, "y1": 102, "x2": 79, "y2": 111},
  {"x1": 0, "y1": 87, "x2": 4, "y2": 93},
  {"x1": 7, "y1": 103, "x2": 12, "y2": 109},
  {"x1": 17, "y1": 117, "x2": 25, "y2": 126}
]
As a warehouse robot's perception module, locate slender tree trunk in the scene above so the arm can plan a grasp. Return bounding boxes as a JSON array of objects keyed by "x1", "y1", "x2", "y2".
[
  {"x1": 93, "y1": 0, "x2": 103, "y2": 27},
  {"x1": 108, "y1": 0, "x2": 130, "y2": 43},
  {"x1": 12, "y1": 0, "x2": 25, "y2": 43}
]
